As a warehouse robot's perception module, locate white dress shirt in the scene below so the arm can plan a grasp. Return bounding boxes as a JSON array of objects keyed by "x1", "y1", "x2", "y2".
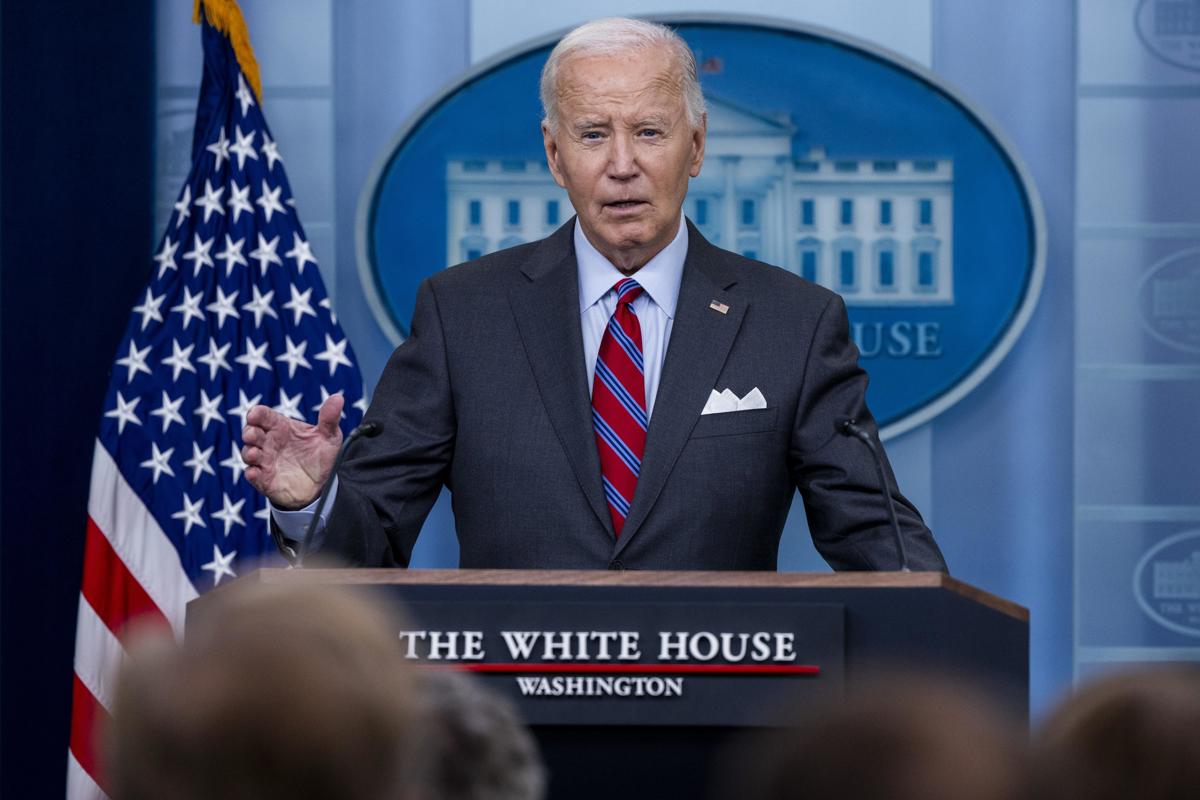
[
  {"x1": 577, "y1": 217, "x2": 687, "y2": 418},
  {"x1": 273, "y1": 217, "x2": 690, "y2": 542}
]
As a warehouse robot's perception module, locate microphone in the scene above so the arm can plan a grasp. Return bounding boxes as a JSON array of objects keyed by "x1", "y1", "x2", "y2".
[
  {"x1": 275, "y1": 420, "x2": 383, "y2": 567},
  {"x1": 834, "y1": 417, "x2": 911, "y2": 572}
]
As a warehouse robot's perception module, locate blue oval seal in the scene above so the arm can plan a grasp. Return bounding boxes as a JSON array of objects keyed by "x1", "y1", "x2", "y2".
[
  {"x1": 358, "y1": 16, "x2": 1044, "y2": 438},
  {"x1": 1134, "y1": 528, "x2": 1200, "y2": 638},
  {"x1": 1138, "y1": 246, "x2": 1200, "y2": 354},
  {"x1": 1135, "y1": 0, "x2": 1200, "y2": 72}
]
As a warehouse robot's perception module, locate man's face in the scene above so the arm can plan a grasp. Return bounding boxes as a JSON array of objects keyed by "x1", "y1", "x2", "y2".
[{"x1": 542, "y1": 47, "x2": 706, "y2": 273}]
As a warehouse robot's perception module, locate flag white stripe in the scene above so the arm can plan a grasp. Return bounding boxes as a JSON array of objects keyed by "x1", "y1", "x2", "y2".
[
  {"x1": 71, "y1": 595, "x2": 128, "y2": 712},
  {"x1": 66, "y1": 750, "x2": 108, "y2": 800},
  {"x1": 86, "y1": 441, "x2": 199, "y2": 632}
]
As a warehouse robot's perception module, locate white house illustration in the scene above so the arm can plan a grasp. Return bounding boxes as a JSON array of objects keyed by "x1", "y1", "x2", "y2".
[
  {"x1": 1154, "y1": 551, "x2": 1200, "y2": 600},
  {"x1": 445, "y1": 96, "x2": 954, "y2": 305}
]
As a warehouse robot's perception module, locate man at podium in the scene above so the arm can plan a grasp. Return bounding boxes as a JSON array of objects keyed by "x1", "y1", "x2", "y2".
[{"x1": 241, "y1": 17, "x2": 946, "y2": 573}]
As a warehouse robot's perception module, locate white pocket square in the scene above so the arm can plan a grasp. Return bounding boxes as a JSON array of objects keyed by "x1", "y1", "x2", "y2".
[{"x1": 702, "y1": 387, "x2": 767, "y2": 415}]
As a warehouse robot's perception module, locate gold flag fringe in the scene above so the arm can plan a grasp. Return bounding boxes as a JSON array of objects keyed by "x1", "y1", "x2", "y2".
[{"x1": 193, "y1": 0, "x2": 263, "y2": 103}]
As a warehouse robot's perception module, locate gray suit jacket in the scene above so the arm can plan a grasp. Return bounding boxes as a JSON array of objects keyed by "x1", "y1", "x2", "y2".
[{"x1": 319, "y1": 219, "x2": 946, "y2": 571}]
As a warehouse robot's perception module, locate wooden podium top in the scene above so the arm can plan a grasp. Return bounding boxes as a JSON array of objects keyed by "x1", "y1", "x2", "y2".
[{"x1": 243, "y1": 568, "x2": 1028, "y2": 623}]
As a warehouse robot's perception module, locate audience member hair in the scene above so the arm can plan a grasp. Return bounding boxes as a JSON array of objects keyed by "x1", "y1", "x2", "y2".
[
  {"x1": 1032, "y1": 665, "x2": 1200, "y2": 800},
  {"x1": 715, "y1": 672, "x2": 1028, "y2": 800},
  {"x1": 107, "y1": 581, "x2": 417, "y2": 800},
  {"x1": 412, "y1": 669, "x2": 546, "y2": 800}
]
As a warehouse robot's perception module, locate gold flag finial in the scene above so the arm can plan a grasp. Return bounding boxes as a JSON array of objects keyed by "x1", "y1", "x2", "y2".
[{"x1": 192, "y1": 0, "x2": 263, "y2": 104}]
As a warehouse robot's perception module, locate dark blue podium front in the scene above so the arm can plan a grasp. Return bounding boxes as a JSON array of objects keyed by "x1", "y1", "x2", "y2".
[{"x1": 189, "y1": 570, "x2": 1028, "y2": 800}]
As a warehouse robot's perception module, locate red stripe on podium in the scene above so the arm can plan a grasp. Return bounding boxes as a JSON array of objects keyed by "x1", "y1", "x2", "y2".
[{"x1": 431, "y1": 662, "x2": 820, "y2": 675}]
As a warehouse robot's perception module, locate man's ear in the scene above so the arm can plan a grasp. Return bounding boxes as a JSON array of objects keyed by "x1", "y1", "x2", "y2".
[
  {"x1": 689, "y1": 113, "x2": 707, "y2": 178},
  {"x1": 542, "y1": 120, "x2": 567, "y2": 189}
]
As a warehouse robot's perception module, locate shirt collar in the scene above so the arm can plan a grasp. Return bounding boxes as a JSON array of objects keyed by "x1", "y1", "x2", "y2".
[{"x1": 576, "y1": 217, "x2": 687, "y2": 318}]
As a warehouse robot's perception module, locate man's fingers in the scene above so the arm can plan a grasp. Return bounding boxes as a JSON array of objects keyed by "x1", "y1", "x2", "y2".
[
  {"x1": 245, "y1": 404, "x2": 280, "y2": 429},
  {"x1": 316, "y1": 394, "x2": 346, "y2": 439},
  {"x1": 242, "y1": 444, "x2": 263, "y2": 465}
]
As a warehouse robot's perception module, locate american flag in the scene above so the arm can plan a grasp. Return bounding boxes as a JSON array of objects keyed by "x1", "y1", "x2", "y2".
[{"x1": 67, "y1": 7, "x2": 365, "y2": 797}]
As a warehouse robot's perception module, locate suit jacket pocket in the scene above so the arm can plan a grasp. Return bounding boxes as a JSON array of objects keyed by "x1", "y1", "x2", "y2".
[{"x1": 689, "y1": 407, "x2": 778, "y2": 439}]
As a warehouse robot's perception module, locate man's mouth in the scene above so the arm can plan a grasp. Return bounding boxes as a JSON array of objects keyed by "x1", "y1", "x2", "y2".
[{"x1": 605, "y1": 200, "x2": 647, "y2": 210}]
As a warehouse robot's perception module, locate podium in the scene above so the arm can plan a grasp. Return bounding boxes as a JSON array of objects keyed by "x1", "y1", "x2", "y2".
[{"x1": 189, "y1": 570, "x2": 1027, "y2": 799}]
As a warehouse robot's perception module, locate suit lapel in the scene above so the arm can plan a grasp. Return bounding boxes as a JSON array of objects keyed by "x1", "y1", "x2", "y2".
[
  {"x1": 509, "y1": 222, "x2": 616, "y2": 538},
  {"x1": 614, "y1": 226, "x2": 747, "y2": 557}
]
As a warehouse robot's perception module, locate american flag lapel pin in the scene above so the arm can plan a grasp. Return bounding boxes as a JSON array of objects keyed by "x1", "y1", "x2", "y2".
[{"x1": 709, "y1": 300, "x2": 729, "y2": 315}]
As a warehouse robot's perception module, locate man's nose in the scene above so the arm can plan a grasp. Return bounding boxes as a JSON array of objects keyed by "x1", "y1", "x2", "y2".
[{"x1": 606, "y1": 135, "x2": 638, "y2": 180}]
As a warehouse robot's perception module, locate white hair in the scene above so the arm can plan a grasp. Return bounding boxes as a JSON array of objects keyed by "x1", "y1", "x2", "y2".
[{"x1": 539, "y1": 17, "x2": 706, "y2": 132}]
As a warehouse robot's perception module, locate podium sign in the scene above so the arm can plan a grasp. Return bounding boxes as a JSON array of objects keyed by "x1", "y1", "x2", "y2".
[
  {"x1": 401, "y1": 598, "x2": 844, "y2": 725},
  {"x1": 190, "y1": 569, "x2": 1027, "y2": 798}
]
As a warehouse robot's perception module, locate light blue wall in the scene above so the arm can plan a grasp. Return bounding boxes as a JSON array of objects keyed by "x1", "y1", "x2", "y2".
[
  {"x1": 154, "y1": 1, "x2": 1199, "y2": 717},
  {"x1": 928, "y1": 0, "x2": 1076, "y2": 719}
]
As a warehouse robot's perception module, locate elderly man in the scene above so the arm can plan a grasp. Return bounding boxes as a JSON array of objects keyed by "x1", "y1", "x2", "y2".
[{"x1": 242, "y1": 17, "x2": 946, "y2": 571}]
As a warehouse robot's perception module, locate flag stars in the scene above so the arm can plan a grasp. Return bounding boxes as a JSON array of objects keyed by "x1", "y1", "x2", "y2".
[
  {"x1": 206, "y1": 126, "x2": 230, "y2": 170},
  {"x1": 216, "y1": 234, "x2": 248, "y2": 276},
  {"x1": 260, "y1": 133, "x2": 282, "y2": 170},
  {"x1": 256, "y1": 180, "x2": 285, "y2": 223},
  {"x1": 206, "y1": 286, "x2": 240, "y2": 328},
  {"x1": 132, "y1": 288, "x2": 165, "y2": 331},
  {"x1": 241, "y1": 285, "x2": 279, "y2": 327},
  {"x1": 283, "y1": 284, "x2": 317, "y2": 326},
  {"x1": 235, "y1": 338, "x2": 271, "y2": 380},
  {"x1": 182, "y1": 234, "x2": 215, "y2": 278},
  {"x1": 235, "y1": 73, "x2": 256, "y2": 116},
  {"x1": 183, "y1": 442, "x2": 216, "y2": 483},
  {"x1": 193, "y1": 388, "x2": 225, "y2": 431},
  {"x1": 197, "y1": 337, "x2": 232, "y2": 379},
  {"x1": 171, "y1": 493, "x2": 206, "y2": 536},
  {"x1": 173, "y1": 185, "x2": 192, "y2": 229},
  {"x1": 318, "y1": 297, "x2": 337, "y2": 324},
  {"x1": 285, "y1": 233, "x2": 317, "y2": 274},
  {"x1": 149, "y1": 390, "x2": 186, "y2": 433},
  {"x1": 161, "y1": 338, "x2": 197, "y2": 381},
  {"x1": 221, "y1": 445, "x2": 248, "y2": 484},
  {"x1": 194, "y1": 179, "x2": 226, "y2": 223},
  {"x1": 353, "y1": 395, "x2": 369, "y2": 415},
  {"x1": 249, "y1": 233, "x2": 282, "y2": 276},
  {"x1": 276, "y1": 335, "x2": 311, "y2": 378},
  {"x1": 105, "y1": 391, "x2": 142, "y2": 434},
  {"x1": 139, "y1": 442, "x2": 176, "y2": 485},
  {"x1": 171, "y1": 286, "x2": 206, "y2": 329},
  {"x1": 115, "y1": 341, "x2": 153, "y2": 383},
  {"x1": 226, "y1": 181, "x2": 253, "y2": 224},
  {"x1": 315, "y1": 334, "x2": 352, "y2": 375},
  {"x1": 154, "y1": 237, "x2": 179, "y2": 279},
  {"x1": 202, "y1": 544, "x2": 237, "y2": 586},
  {"x1": 212, "y1": 493, "x2": 247, "y2": 536},
  {"x1": 274, "y1": 388, "x2": 305, "y2": 421},
  {"x1": 229, "y1": 388, "x2": 263, "y2": 431},
  {"x1": 230, "y1": 125, "x2": 258, "y2": 171}
]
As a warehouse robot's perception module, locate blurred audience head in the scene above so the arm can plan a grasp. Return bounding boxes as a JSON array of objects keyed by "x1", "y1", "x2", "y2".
[
  {"x1": 107, "y1": 581, "x2": 417, "y2": 800},
  {"x1": 412, "y1": 669, "x2": 546, "y2": 800},
  {"x1": 1033, "y1": 664, "x2": 1200, "y2": 800},
  {"x1": 717, "y1": 671, "x2": 1028, "y2": 800}
]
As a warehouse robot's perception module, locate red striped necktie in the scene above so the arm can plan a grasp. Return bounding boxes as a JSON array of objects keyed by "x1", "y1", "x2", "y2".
[{"x1": 592, "y1": 278, "x2": 648, "y2": 537}]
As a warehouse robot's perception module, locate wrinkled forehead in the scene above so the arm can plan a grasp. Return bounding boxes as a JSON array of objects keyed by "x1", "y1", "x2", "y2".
[{"x1": 555, "y1": 49, "x2": 687, "y2": 119}]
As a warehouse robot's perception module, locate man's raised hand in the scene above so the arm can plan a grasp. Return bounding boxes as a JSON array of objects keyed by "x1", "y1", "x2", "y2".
[{"x1": 242, "y1": 395, "x2": 344, "y2": 510}]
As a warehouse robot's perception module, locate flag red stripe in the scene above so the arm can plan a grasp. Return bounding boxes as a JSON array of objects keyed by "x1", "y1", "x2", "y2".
[
  {"x1": 69, "y1": 674, "x2": 112, "y2": 794},
  {"x1": 81, "y1": 516, "x2": 169, "y2": 637}
]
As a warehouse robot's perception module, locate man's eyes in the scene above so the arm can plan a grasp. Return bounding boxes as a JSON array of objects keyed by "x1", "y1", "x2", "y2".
[{"x1": 576, "y1": 128, "x2": 662, "y2": 141}]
